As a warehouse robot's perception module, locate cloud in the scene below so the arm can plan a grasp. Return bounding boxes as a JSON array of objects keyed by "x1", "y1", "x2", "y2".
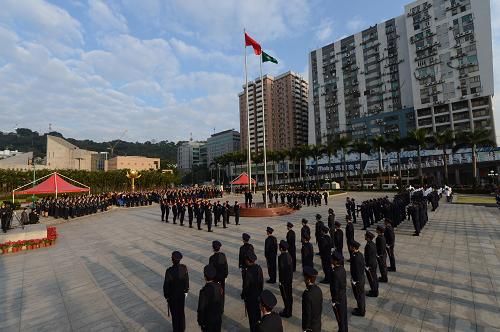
[
  {"x1": 346, "y1": 16, "x2": 366, "y2": 32},
  {"x1": 315, "y1": 19, "x2": 334, "y2": 43},
  {"x1": 88, "y1": 0, "x2": 128, "y2": 33}
]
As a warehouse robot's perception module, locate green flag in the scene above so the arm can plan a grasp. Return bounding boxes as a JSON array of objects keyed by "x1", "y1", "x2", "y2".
[{"x1": 262, "y1": 51, "x2": 278, "y2": 64}]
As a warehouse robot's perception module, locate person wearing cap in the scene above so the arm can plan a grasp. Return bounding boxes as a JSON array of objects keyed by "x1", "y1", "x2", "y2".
[
  {"x1": 278, "y1": 240, "x2": 293, "y2": 318},
  {"x1": 349, "y1": 241, "x2": 366, "y2": 316},
  {"x1": 345, "y1": 197, "x2": 351, "y2": 218},
  {"x1": 209, "y1": 241, "x2": 229, "y2": 311},
  {"x1": 242, "y1": 251, "x2": 264, "y2": 332},
  {"x1": 286, "y1": 222, "x2": 296, "y2": 272},
  {"x1": 197, "y1": 265, "x2": 223, "y2": 331},
  {"x1": 187, "y1": 202, "x2": 194, "y2": 228},
  {"x1": 301, "y1": 233, "x2": 314, "y2": 270},
  {"x1": 383, "y1": 219, "x2": 396, "y2": 272},
  {"x1": 345, "y1": 215, "x2": 354, "y2": 262},
  {"x1": 330, "y1": 252, "x2": 347, "y2": 332},
  {"x1": 350, "y1": 198, "x2": 357, "y2": 224},
  {"x1": 302, "y1": 266, "x2": 323, "y2": 332},
  {"x1": 264, "y1": 227, "x2": 278, "y2": 284},
  {"x1": 234, "y1": 201, "x2": 240, "y2": 225},
  {"x1": 314, "y1": 214, "x2": 323, "y2": 249},
  {"x1": 333, "y1": 221, "x2": 344, "y2": 256},
  {"x1": 300, "y1": 218, "x2": 311, "y2": 245},
  {"x1": 376, "y1": 226, "x2": 388, "y2": 283},
  {"x1": 318, "y1": 226, "x2": 333, "y2": 284},
  {"x1": 239, "y1": 233, "x2": 255, "y2": 272},
  {"x1": 323, "y1": 191, "x2": 329, "y2": 205},
  {"x1": 256, "y1": 290, "x2": 283, "y2": 331},
  {"x1": 327, "y1": 209, "x2": 336, "y2": 239},
  {"x1": 364, "y1": 231, "x2": 379, "y2": 297},
  {"x1": 164, "y1": 251, "x2": 190, "y2": 331},
  {"x1": 204, "y1": 202, "x2": 213, "y2": 232}
]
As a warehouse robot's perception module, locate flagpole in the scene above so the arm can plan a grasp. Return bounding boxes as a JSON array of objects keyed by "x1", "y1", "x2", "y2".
[
  {"x1": 244, "y1": 29, "x2": 252, "y2": 192},
  {"x1": 260, "y1": 54, "x2": 268, "y2": 208}
]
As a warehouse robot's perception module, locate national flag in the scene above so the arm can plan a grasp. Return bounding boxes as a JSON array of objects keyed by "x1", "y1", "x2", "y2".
[
  {"x1": 245, "y1": 32, "x2": 262, "y2": 55},
  {"x1": 262, "y1": 51, "x2": 278, "y2": 64}
]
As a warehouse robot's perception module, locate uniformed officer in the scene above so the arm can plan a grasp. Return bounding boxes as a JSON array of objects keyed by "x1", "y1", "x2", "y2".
[
  {"x1": 301, "y1": 234, "x2": 314, "y2": 269},
  {"x1": 319, "y1": 226, "x2": 333, "y2": 284},
  {"x1": 376, "y1": 225, "x2": 388, "y2": 283},
  {"x1": 160, "y1": 199, "x2": 166, "y2": 221},
  {"x1": 278, "y1": 240, "x2": 293, "y2": 318},
  {"x1": 209, "y1": 241, "x2": 228, "y2": 312},
  {"x1": 384, "y1": 219, "x2": 396, "y2": 272},
  {"x1": 205, "y1": 203, "x2": 213, "y2": 232},
  {"x1": 163, "y1": 251, "x2": 189, "y2": 331},
  {"x1": 187, "y1": 203, "x2": 194, "y2": 228},
  {"x1": 345, "y1": 215, "x2": 354, "y2": 261},
  {"x1": 330, "y1": 252, "x2": 348, "y2": 332},
  {"x1": 350, "y1": 241, "x2": 366, "y2": 317},
  {"x1": 256, "y1": 290, "x2": 283, "y2": 332},
  {"x1": 328, "y1": 208, "x2": 336, "y2": 239},
  {"x1": 234, "y1": 201, "x2": 240, "y2": 225},
  {"x1": 241, "y1": 252, "x2": 264, "y2": 332},
  {"x1": 302, "y1": 266, "x2": 323, "y2": 332},
  {"x1": 264, "y1": 227, "x2": 278, "y2": 284},
  {"x1": 197, "y1": 265, "x2": 223, "y2": 332},
  {"x1": 333, "y1": 221, "x2": 344, "y2": 256},
  {"x1": 364, "y1": 231, "x2": 379, "y2": 297},
  {"x1": 286, "y1": 222, "x2": 296, "y2": 272},
  {"x1": 301, "y1": 218, "x2": 311, "y2": 244}
]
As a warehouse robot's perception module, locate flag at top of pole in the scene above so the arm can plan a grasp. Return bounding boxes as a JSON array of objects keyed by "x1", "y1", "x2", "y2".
[
  {"x1": 262, "y1": 51, "x2": 278, "y2": 64},
  {"x1": 245, "y1": 32, "x2": 262, "y2": 55}
]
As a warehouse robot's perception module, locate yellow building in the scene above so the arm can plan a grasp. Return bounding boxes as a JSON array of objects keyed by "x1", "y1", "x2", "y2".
[
  {"x1": 105, "y1": 156, "x2": 160, "y2": 171},
  {"x1": 46, "y1": 135, "x2": 99, "y2": 170}
]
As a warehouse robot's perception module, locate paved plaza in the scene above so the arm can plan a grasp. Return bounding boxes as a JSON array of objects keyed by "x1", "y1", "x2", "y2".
[{"x1": 1, "y1": 192, "x2": 499, "y2": 332}]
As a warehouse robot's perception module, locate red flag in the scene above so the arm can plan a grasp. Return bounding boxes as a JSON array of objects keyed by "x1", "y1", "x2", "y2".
[{"x1": 245, "y1": 32, "x2": 262, "y2": 55}]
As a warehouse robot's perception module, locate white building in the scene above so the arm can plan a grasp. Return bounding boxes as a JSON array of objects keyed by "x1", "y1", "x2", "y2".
[
  {"x1": 206, "y1": 130, "x2": 240, "y2": 166},
  {"x1": 177, "y1": 140, "x2": 207, "y2": 172}
]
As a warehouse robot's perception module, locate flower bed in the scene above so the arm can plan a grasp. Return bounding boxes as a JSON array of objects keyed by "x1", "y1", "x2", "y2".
[{"x1": 0, "y1": 226, "x2": 58, "y2": 255}]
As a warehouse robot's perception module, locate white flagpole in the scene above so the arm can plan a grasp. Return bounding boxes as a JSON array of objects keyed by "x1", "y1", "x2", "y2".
[
  {"x1": 260, "y1": 54, "x2": 268, "y2": 208},
  {"x1": 244, "y1": 29, "x2": 252, "y2": 192}
]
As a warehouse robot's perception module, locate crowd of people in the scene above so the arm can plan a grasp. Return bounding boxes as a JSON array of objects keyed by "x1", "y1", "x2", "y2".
[
  {"x1": 162, "y1": 188, "x2": 442, "y2": 332},
  {"x1": 244, "y1": 190, "x2": 329, "y2": 210}
]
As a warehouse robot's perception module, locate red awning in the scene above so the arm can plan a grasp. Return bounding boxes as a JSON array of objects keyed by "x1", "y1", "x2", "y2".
[
  {"x1": 230, "y1": 172, "x2": 256, "y2": 185},
  {"x1": 16, "y1": 173, "x2": 90, "y2": 195}
]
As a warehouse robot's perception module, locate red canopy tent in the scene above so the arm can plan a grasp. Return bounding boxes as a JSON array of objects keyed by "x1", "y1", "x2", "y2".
[
  {"x1": 230, "y1": 172, "x2": 256, "y2": 185},
  {"x1": 13, "y1": 172, "x2": 90, "y2": 201}
]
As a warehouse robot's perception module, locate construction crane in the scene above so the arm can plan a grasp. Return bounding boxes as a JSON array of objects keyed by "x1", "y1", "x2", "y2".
[{"x1": 107, "y1": 129, "x2": 128, "y2": 158}]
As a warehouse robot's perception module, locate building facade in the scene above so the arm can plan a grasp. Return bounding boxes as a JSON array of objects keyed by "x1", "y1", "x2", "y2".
[
  {"x1": 206, "y1": 129, "x2": 240, "y2": 166},
  {"x1": 105, "y1": 156, "x2": 160, "y2": 171},
  {"x1": 177, "y1": 140, "x2": 207, "y2": 171},
  {"x1": 308, "y1": 0, "x2": 495, "y2": 144},
  {"x1": 239, "y1": 71, "x2": 309, "y2": 153},
  {"x1": 46, "y1": 135, "x2": 97, "y2": 171}
]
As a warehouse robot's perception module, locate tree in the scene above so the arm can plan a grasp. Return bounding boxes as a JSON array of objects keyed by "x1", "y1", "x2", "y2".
[
  {"x1": 386, "y1": 135, "x2": 407, "y2": 187},
  {"x1": 307, "y1": 144, "x2": 325, "y2": 189},
  {"x1": 454, "y1": 129, "x2": 495, "y2": 188},
  {"x1": 408, "y1": 128, "x2": 428, "y2": 186},
  {"x1": 251, "y1": 151, "x2": 264, "y2": 190},
  {"x1": 431, "y1": 130, "x2": 454, "y2": 185},
  {"x1": 286, "y1": 148, "x2": 299, "y2": 185},
  {"x1": 371, "y1": 135, "x2": 386, "y2": 189},
  {"x1": 336, "y1": 136, "x2": 351, "y2": 189},
  {"x1": 349, "y1": 140, "x2": 371, "y2": 190},
  {"x1": 296, "y1": 145, "x2": 311, "y2": 189},
  {"x1": 324, "y1": 135, "x2": 337, "y2": 183}
]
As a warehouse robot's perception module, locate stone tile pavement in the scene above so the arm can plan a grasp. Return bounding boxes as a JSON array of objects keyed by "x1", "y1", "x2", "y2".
[{"x1": 1, "y1": 192, "x2": 499, "y2": 331}]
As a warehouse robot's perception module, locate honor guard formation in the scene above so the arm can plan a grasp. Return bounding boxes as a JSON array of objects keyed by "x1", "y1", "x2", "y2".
[{"x1": 162, "y1": 186, "x2": 443, "y2": 332}]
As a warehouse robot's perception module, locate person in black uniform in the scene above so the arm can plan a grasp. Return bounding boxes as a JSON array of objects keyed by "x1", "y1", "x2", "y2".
[
  {"x1": 205, "y1": 203, "x2": 213, "y2": 232},
  {"x1": 364, "y1": 231, "x2": 379, "y2": 297},
  {"x1": 319, "y1": 226, "x2": 333, "y2": 284},
  {"x1": 160, "y1": 199, "x2": 166, "y2": 221},
  {"x1": 195, "y1": 202, "x2": 203, "y2": 230},
  {"x1": 187, "y1": 202, "x2": 194, "y2": 228},
  {"x1": 165, "y1": 202, "x2": 171, "y2": 223},
  {"x1": 333, "y1": 221, "x2": 344, "y2": 256},
  {"x1": 179, "y1": 202, "x2": 186, "y2": 226},
  {"x1": 301, "y1": 218, "x2": 311, "y2": 244},
  {"x1": 350, "y1": 198, "x2": 357, "y2": 224},
  {"x1": 163, "y1": 251, "x2": 189, "y2": 332},
  {"x1": 256, "y1": 290, "x2": 283, "y2": 332},
  {"x1": 278, "y1": 240, "x2": 293, "y2": 318},
  {"x1": 345, "y1": 215, "x2": 354, "y2": 261},
  {"x1": 301, "y1": 234, "x2": 314, "y2": 269},
  {"x1": 241, "y1": 252, "x2": 264, "y2": 332},
  {"x1": 239, "y1": 233, "x2": 255, "y2": 286},
  {"x1": 345, "y1": 197, "x2": 351, "y2": 218},
  {"x1": 384, "y1": 219, "x2": 396, "y2": 272},
  {"x1": 376, "y1": 225, "x2": 388, "y2": 283},
  {"x1": 330, "y1": 252, "x2": 348, "y2": 332},
  {"x1": 172, "y1": 203, "x2": 178, "y2": 224},
  {"x1": 197, "y1": 265, "x2": 223, "y2": 332},
  {"x1": 209, "y1": 240, "x2": 228, "y2": 312},
  {"x1": 350, "y1": 241, "x2": 366, "y2": 316},
  {"x1": 286, "y1": 222, "x2": 296, "y2": 272},
  {"x1": 234, "y1": 201, "x2": 240, "y2": 225},
  {"x1": 314, "y1": 214, "x2": 324, "y2": 251},
  {"x1": 302, "y1": 266, "x2": 323, "y2": 332},
  {"x1": 327, "y1": 208, "x2": 336, "y2": 238},
  {"x1": 264, "y1": 227, "x2": 278, "y2": 284}
]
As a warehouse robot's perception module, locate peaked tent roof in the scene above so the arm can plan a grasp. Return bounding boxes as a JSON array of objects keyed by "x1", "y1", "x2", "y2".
[
  {"x1": 230, "y1": 172, "x2": 256, "y2": 185},
  {"x1": 16, "y1": 173, "x2": 89, "y2": 195}
]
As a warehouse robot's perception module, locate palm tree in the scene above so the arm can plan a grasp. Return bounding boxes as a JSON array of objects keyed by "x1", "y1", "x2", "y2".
[
  {"x1": 337, "y1": 136, "x2": 351, "y2": 189},
  {"x1": 251, "y1": 151, "x2": 264, "y2": 190},
  {"x1": 386, "y1": 134, "x2": 407, "y2": 187},
  {"x1": 324, "y1": 135, "x2": 337, "y2": 183},
  {"x1": 349, "y1": 140, "x2": 371, "y2": 189},
  {"x1": 371, "y1": 135, "x2": 386, "y2": 189},
  {"x1": 308, "y1": 144, "x2": 325, "y2": 189},
  {"x1": 296, "y1": 144, "x2": 311, "y2": 188},
  {"x1": 454, "y1": 129, "x2": 495, "y2": 188},
  {"x1": 266, "y1": 150, "x2": 278, "y2": 187},
  {"x1": 285, "y1": 148, "x2": 297, "y2": 185},
  {"x1": 431, "y1": 130, "x2": 454, "y2": 185},
  {"x1": 408, "y1": 128, "x2": 428, "y2": 186}
]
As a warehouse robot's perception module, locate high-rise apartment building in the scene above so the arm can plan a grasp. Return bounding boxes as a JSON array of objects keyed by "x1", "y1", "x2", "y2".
[
  {"x1": 206, "y1": 129, "x2": 241, "y2": 166},
  {"x1": 308, "y1": 0, "x2": 495, "y2": 144},
  {"x1": 239, "y1": 71, "x2": 308, "y2": 153}
]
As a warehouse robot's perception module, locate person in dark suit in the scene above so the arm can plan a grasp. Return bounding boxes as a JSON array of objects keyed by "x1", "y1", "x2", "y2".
[
  {"x1": 345, "y1": 215, "x2": 354, "y2": 261},
  {"x1": 302, "y1": 266, "x2": 323, "y2": 332},
  {"x1": 350, "y1": 241, "x2": 366, "y2": 317},
  {"x1": 197, "y1": 265, "x2": 223, "y2": 332},
  {"x1": 172, "y1": 203, "x2": 178, "y2": 224},
  {"x1": 209, "y1": 241, "x2": 228, "y2": 312},
  {"x1": 319, "y1": 226, "x2": 333, "y2": 284},
  {"x1": 330, "y1": 252, "x2": 348, "y2": 332},
  {"x1": 350, "y1": 198, "x2": 357, "y2": 223},
  {"x1": 286, "y1": 222, "x2": 296, "y2": 272},
  {"x1": 165, "y1": 202, "x2": 171, "y2": 222},
  {"x1": 376, "y1": 225, "x2": 388, "y2": 283},
  {"x1": 234, "y1": 201, "x2": 240, "y2": 225},
  {"x1": 196, "y1": 202, "x2": 203, "y2": 230},
  {"x1": 239, "y1": 233, "x2": 255, "y2": 271},
  {"x1": 241, "y1": 252, "x2": 264, "y2": 332},
  {"x1": 278, "y1": 240, "x2": 293, "y2": 318},
  {"x1": 301, "y1": 218, "x2": 311, "y2": 244},
  {"x1": 163, "y1": 251, "x2": 189, "y2": 332},
  {"x1": 327, "y1": 208, "x2": 336, "y2": 239},
  {"x1": 256, "y1": 290, "x2": 283, "y2": 332},
  {"x1": 160, "y1": 199, "x2": 166, "y2": 221},
  {"x1": 301, "y1": 234, "x2": 314, "y2": 269},
  {"x1": 205, "y1": 203, "x2": 213, "y2": 232},
  {"x1": 264, "y1": 227, "x2": 278, "y2": 284},
  {"x1": 187, "y1": 203, "x2": 194, "y2": 228},
  {"x1": 364, "y1": 231, "x2": 379, "y2": 297},
  {"x1": 384, "y1": 218, "x2": 396, "y2": 272},
  {"x1": 333, "y1": 221, "x2": 344, "y2": 256}
]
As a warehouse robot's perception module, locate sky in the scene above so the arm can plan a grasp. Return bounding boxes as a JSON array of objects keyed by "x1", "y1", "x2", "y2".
[{"x1": 0, "y1": 0, "x2": 499, "y2": 143}]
